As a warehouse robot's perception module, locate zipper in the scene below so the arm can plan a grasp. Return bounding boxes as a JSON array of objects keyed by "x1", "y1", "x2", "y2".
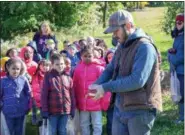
[{"x1": 84, "y1": 65, "x2": 87, "y2": 110}]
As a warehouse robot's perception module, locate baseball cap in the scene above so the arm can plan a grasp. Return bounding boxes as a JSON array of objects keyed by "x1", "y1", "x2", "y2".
[{"x1": 104, "y1": 10, "x2": 134, "y2": 34}]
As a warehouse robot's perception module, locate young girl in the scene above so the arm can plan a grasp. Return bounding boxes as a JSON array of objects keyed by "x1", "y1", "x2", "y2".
[
  {"x1": 41, "y1": 54, "x2": 75, "y2": 135},
  {"x1": 73, "y1": 45, "x2": 111, "y2": 135},
  {"x1": 19, "y1": 46, "x2": 38, "y2": 82},
  {"x1": 6, "y1": 48, "x2": 19, "y2": 58},
  {"x1": 31, "y1": 59, "x2": 51, "y2": 126},
  {"x1": 0, "y1": 58, "x2": 31, "y2": 135},
  {"x1": 93, "y1": 47, "x2": 106, "y2": 67}
]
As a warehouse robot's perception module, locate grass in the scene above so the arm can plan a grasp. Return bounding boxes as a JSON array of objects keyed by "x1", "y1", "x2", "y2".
[{"x1": 24, "y1": 7, "x2": 184, "y2": 135}]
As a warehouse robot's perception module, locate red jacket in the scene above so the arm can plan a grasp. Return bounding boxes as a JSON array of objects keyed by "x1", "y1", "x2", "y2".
[
  {"x1": 31, "y1": 71, "x2": 45, "y2": 108},
  {"x1": 73, "y1": 60, "x2": 111, "y2": 111},
  {"x1": 19, "y1": 46, "x2": 38, "y2": 78},
  {"x1": 41, "y1": 69, "x2": 74, "y2": 115}
]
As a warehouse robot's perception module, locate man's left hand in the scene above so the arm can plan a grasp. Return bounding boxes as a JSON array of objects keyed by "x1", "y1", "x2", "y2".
[{"x1": 88, "y1": 84, "x2": 104, "y2": 100}]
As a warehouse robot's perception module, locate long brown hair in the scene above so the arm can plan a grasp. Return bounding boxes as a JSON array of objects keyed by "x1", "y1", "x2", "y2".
[{"x1": 39, "y1": 21, "x2": 52, "y2": 36}]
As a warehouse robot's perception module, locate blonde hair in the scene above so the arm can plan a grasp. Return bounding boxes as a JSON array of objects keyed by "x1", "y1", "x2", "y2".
[{"x1": 40, "y1": 21, "x2": 52, "y2": 35}]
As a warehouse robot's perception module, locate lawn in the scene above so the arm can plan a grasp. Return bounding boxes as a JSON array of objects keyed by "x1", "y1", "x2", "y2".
[{"x1": 24, "y1": 7, "x2": 184, "y2": 135}]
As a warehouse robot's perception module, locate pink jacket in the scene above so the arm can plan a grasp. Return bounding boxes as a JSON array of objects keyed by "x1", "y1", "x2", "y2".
[
  {"x1": 31, "y1": 71, "x2": 45, "y2": 108},
  {"x1": 73, "y1": 60, "x2": 111, "y2": 111}
]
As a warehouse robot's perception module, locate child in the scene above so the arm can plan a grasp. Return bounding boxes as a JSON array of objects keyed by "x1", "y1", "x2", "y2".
[
  {"x1": 31, "y1": 59, "x2": 51, "y2": 125},
  {"x1": 104, "y1": 48, "x2": 115, "y2": 135},
  {"x1": 60, "y1": 40, "x2": 70, "y2": 56},
  {"x1": 19, "y1": 46, "x2": 38, "y2": 82},
  {"x1": 45, "y1": 39, "x2": 56, "y2": 59},
  {"x1": 6, "y1": 48, "x2": 19, "y2": 58},
  {"x1": 27, "y1": 41, "x2": 42, "y2": 63},
  {"x1": 64, "y1": 57, "x2": 72, "y2": 76},
  {"x1": 73, "y1": 45, "x2": 111, "y2": 135},
  {"x1": 41, "y1": 54, "x2": 75, "y2": 135},
  {"x1": 66, "y1": 44, "x2": 80, "y2": 67},
  {"x1": 93, "y1": 47, "x2": 106, "y2": 67},
  {"x1": 0, "y1": 58, "x2": 31, "y2": 135}
]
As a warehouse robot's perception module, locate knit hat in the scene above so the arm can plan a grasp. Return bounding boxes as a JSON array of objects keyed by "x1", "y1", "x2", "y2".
[
  {"x1": 0, "y1": 57, "x2": 10, "y2": 70},
  {"x1": 46, "y1": 39, "x2": 55, "y2": 45},
  {"x1": 68, "y1": 44, "x2": 77, "y2": 51},
  {"x1": 176, "y1": 13, "x2": 184, "y2": 22},
  {"x1": 104, "y1": 10, "x2": 134, "y2": 34}
]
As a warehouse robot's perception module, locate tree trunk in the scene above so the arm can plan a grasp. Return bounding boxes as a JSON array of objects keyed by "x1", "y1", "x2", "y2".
[{"x1": 103, "y1": 2, "x2": 108, "y2": 28}]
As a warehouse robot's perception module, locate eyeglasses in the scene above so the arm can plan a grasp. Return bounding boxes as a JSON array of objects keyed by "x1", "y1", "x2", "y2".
[{"x1": 176, "y1": 21, "x2": 183, "y2": 25}]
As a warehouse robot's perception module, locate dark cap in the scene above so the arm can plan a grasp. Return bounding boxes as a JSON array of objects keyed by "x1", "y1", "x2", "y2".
[{"x1": 104, "y1": 10, "x2": 134, "y2": 34}]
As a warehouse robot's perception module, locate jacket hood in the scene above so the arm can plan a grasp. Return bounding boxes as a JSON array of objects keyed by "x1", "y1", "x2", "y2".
[
  {"x1": 19, "y1": 46, "x2": 34, "y2": 62},
  {"x1": 27, "y1": 41, "x2": 38, "y2": 52},
  {"x1": 124, "y1": 28, "x2": 153, "y2": 47},
  {"x1": 80, "y1": 58, "x2": 105, "y2": 67}
]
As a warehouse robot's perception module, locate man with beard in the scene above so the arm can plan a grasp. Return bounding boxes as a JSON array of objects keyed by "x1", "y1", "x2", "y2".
[{"x1": 88, "y1": 10, "x2": 162, "y2": 135}]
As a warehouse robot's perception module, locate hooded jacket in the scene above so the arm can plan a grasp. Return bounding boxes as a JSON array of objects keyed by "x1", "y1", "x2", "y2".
[
  {"x1": 19, "y1": 46, "x2": 38, "y2": 78},
  {"x1": 27, "y1": 41, "x2": 42, "y2": 63},
  {"x1": 73, "y1": 60, "x2": 111, "y2": 111}
]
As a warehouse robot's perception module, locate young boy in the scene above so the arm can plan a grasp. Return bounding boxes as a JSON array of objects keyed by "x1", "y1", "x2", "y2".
[{"x1": 41, "y1": 54, "x2": 75, "y2": 135}]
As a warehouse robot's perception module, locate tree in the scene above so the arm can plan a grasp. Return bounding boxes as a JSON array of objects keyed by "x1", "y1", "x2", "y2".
[
  {"x1": 162, "y1": 2, "x2": 184, "y2": 34},
  {"x1": 0, "y1": 2, "x2": 92, "y2": 40}
]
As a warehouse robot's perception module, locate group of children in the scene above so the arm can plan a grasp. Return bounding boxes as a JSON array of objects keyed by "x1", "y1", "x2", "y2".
[{"x1": 0, "y1": 35, "x2": 117, "y2": 135}]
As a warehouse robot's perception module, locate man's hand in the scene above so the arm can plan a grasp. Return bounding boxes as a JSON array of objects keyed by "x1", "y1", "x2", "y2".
[{"x1": 88, "y1": 84, "x2": 104, "y2": 100}]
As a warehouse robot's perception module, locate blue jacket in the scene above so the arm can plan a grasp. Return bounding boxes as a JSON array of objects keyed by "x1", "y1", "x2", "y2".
[
  {"x1": 95, "y1": 28, "x2": 157, "y2": 93},
  {"x1": 168, "y1": 32, "x2": 184, "y2": 75},
  {"x1": 66, "y1": 52, "x2": 80, "y2": 67},
  {"x1": 0, "y1": 75, "x2": 31, "y2": 118}
]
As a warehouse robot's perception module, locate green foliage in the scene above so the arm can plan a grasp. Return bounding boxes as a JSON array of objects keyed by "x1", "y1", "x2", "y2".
[
  {"x1": 162, "y1": 2, "x2": 184, "y2": 34},
  {"x1": 148, "y1": 2, "x2": 166, "y2": 7},
  {"x1": 122, "y1": 2, "x2": 148, "y2": 10},
  {"x1": 0, "y1": 2, "x2": 93, "y2": 40}
]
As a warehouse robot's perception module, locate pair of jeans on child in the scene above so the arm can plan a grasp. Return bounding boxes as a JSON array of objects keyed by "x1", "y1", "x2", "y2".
[
  {"x1": 48, "y1": 114, "x2": 69, "y2": 135},
  {"x1": 80, "y1": 111, "x2": 102, "y2": 135}
]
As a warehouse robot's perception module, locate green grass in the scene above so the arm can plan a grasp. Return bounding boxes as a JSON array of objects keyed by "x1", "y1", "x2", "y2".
[{"x1": 23, "y1": 7, "x2": 183, "y2": 135}]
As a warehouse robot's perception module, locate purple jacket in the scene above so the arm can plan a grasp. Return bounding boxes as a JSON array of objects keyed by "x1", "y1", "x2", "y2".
[
  {"x1": 0, "y1": 75, "x2": 31, "y2": 118},
  {"x1": 33, "y1": 32, "x2": 58, "y2": 58}
]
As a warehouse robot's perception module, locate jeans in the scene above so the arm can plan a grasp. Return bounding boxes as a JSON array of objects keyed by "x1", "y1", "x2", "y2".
[
  {"x1": 49, "y1": 114, "x2": 69, "y2": 135},
  {"x1": 5, "y1": 115, "x2": 25, "y2": 135},
  {"x1": 80, "y1": 111, "x2": 102, "y2": 135},
  {"x1": 112, "y1": 106, "x2": 156, "y2": 135},
  {"x1": 177, "y1": 74, "x2": 184, "y2": 121},
  {"x1": 106, "y1": 106, "x2": 114, "y2": 135}
]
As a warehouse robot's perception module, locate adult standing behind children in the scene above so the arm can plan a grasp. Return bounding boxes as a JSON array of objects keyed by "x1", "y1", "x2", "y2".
[
  {"x1": 168, "y1": 13, "x2": 184, "y2": 124},
  {"x1": 88, "y1": 10, "x2": 162, "y2": 135},
  {"x1": 33, "y1": 21, "x2": 58, "y2": 59}
]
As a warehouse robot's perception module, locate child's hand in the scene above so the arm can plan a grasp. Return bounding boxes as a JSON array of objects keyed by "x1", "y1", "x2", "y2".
[
  {"x1": 70, "y1": 110, "x2": 75, "y2": 119},
  {"x1": 41, "y1": 111, "x2": 49, "y2": 119},
  {"x1": 168, "y1": 48, "x2": 177, "y2": 54}
]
